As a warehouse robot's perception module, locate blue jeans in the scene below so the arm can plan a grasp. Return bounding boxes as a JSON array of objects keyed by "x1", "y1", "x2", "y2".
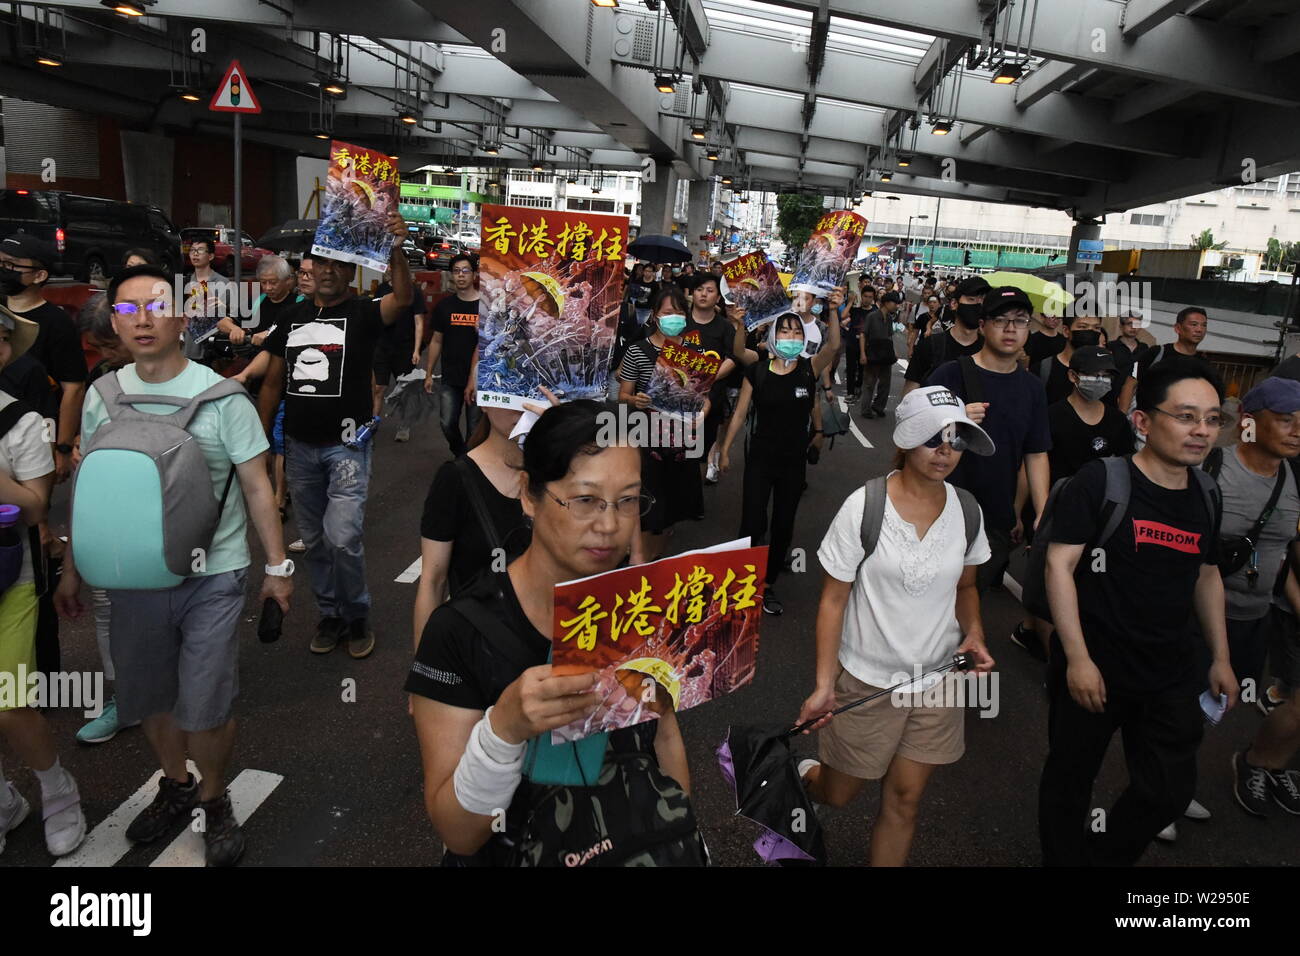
[
  {"x1": 285, "y1": 437, "x2": 372, "y2": 622},
  {"x1": 440, "y1": 381, "x2": 482, "y2": 456}
]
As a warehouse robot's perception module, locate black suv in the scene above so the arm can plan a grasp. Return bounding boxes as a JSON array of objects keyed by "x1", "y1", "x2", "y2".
[{"x1": 0, "y1": 189, "x2": 183, "y2": 282}]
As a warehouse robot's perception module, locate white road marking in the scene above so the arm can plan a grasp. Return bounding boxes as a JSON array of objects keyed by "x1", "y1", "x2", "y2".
[
  {"x1": 395, "y1": 556, "x2": 422, "y2": 583},
  {"x1": 55, "y1": 760, "x2": 199, "y2": 868},
  {"x1": 837, "y1": 394, "x2": 872, "y2": 448},
  {"x1": 1002, "y1": 571, "x2": 1023, "y2": 603},
  {"x1": 150, "y1": 769, "x2": 283, "y2": 867}
]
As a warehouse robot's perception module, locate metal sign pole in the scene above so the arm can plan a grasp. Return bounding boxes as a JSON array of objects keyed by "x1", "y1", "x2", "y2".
[{"x1": 233, "y1": 112, "x2": 242, "y2": 292}]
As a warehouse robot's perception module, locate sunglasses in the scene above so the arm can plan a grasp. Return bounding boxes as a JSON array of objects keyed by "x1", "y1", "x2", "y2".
[{"x1": 922, "y1": 425, "x2": 968, "y2": 451}]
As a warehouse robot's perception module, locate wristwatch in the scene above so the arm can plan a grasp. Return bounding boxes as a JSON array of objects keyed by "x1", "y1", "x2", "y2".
[
  {"x1": 55, "y1": 443, "x2": 73, "y2": 455},
  {"x1": 264, "y1": 559, "x2": 295, "y2": 577}
]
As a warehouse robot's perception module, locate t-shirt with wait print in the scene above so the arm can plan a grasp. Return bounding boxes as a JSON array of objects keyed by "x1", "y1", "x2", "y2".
[
  {"x1": 429, "y1": 294, "x2": 481, "y2": 390},
  {"x1": 262, "y1": 295, "x2": 385, "y2": 445},
  {"x1": 1049, "y1": 457, "x2": 1220, "y2": 693}
]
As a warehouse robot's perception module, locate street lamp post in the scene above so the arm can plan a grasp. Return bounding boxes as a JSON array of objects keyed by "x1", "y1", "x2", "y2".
[{"x1": 904, "y1": 214, "x2": 929, "y2": 271}]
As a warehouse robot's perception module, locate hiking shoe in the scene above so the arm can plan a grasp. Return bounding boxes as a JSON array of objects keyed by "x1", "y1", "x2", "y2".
[
  {"x1": 199, "y1": 791, "x2": 245, "y2": 867},
  {"x1": 763, "y1": 590, "x2": 784, "y2": 616},
  {"x1": 311, "y1": 616, "x2": 345, "y2": 654},
  {"x1": 1184, "y1": 798, "x2": 1211, "y2": 821},
  {"x1": 1266, "y1": 768, "x2": 1300, "y2": 815},
  {"x1": 126, "y1": 772, "x2": 198, "y2": 844},
  {"x1": 1010, "y1": 624, "x2": 1047, "y2": 662},
  {"x1": 1256, "y1": 682, "x2": 1287, "y2": 717},
  {"x1": 288, "y1": 538, "x2": 307, "y2": 553},
  {"x1": 395, "y1": 427, "x2": 411, "y2": 443},
  {"x1": 1155, "y1": 822, "x2": 1177, "y2": 842},
  {"x1": 347, "y1": 618, "x2": 375, "y2": 659},
  {"x1": 1232, "y1": 751, "x2": 1271, "y2": 818},
  {"x1": 0, "y1": 782, "x2": 31, "y2": 856},
  {"x1": 76, "y1": 696, "x2": 139, "y2": 745},
  {"x1": 42, "y1": 771, "x2": 86, "y2": 857}
]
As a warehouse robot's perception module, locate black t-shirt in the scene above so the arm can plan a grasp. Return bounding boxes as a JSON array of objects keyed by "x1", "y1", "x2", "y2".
[
  {"x1": 680, "y1": 312, "x2": 732, "y2": 366},
  {"x1": 744, "y1": 358, "x2": 815, "y2": 457},
  {"x1": 1046, "y1": 399, "x2": 1135, "y2": 484},
  {"x1": 1050, "y1": 458, "x2": 1219, "y2": 692},
  {"x1": 420, "y1": 457, "x2": 528, "y2": 599},
  {"x1": 6, "y1": 300, "x2": 86, "y2": 384},
  {"x1": 0, "y1": 353, "x2": 56, "y2": 420},
  {"x1": 905, "y1": 329, "x2": 982, "y2": 385},
  {"x1": 627, "y1": 280, "x2": 654, "y2": 308},
  {"x1": 262, "y1": 296, "x2": 385, "y2": 445},
  {"x1": 1134, "y1": 344, "x2": 1215, "y2": 383},
  {"x1": 250, "y1": 292, "x2": 305, "y2": 336},
  {"x1": 1109, "y1": 338, "x2": 1147, "y2": 377},
  {"x1": 1026, "y1": 331, "x2": 1066, "y2": 367},
  {"x1": 374, "y1": 282, "x2": 427, "y2": 353},
  {"x1": 1031, "y1": 355, "x2": 1075, "y2": 405},
  {"x1": 429, "y1": 294, "x2": 481, "y2": 389},
  {"x1": 927, "y1": 358, "x2": 1052, "y2": 529}
]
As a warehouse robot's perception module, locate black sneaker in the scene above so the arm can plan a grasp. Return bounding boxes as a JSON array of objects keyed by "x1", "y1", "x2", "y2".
[
  {"x1": 347, "y1": 618, "x2": 375, "y2": 659},
  {"x1": 1010, "y1": 624, "x2": 1047, "y2": 662},
  {"x1": 1266, "y1": 767, "x2": 1300, "y2": 815},
  {"x1": 125, "y1": 773, "x2": 199, "y2": 843},
  {"x1": 763, "y1": 590, "x2": 784, "y2": 616},
  {"x1": 1232, "y1": 751, "x2": 1271, "y2": 818},
  {"x1": 200, "y1": 791, "x2": 245, "y2": 867},
  {"x1": 311, "y1": 616, "x2": 345, "y2": 654}
]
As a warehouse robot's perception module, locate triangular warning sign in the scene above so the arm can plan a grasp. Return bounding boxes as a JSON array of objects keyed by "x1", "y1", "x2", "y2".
[{"x1": 209, "y1": 59, "x2": 262, "y2": 114}]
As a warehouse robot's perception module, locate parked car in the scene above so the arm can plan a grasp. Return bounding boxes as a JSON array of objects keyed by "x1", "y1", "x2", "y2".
[
  {"x1": 424, "y1": 234, "x2": 464, "y2": 270},
  {"x1": 180, "y1": 227, "x2": 273, "y2": 276},
  {"x1": 401, "y1": 239, "x2": 426, "y2": 270},
  {"x1": 450, "y1": 231, "x2": 481, "y2": 250},
  {"x1": 0, "y1": 188, "x2": 182, "y2": 283}
]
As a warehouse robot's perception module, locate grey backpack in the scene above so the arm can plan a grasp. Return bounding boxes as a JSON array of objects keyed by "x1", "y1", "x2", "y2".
[
  {"x1": 856, "y1": 474, "x2": 982, "y2": 576},
  {"x1": 70, "y1": 372, "x2": 251, "y2": 590}
]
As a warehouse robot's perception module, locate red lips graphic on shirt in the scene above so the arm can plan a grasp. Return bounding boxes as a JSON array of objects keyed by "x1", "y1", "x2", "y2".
[{"x1": 1132, "y1": 519, "x2": 1201, "y2": 553}]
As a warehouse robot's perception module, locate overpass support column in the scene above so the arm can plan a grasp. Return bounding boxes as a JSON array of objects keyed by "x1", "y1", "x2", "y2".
[
  {"x1": 1067, "y1": 217, "x2": 1103, "y2": 274},
  {"x1": 638, "y1": 160, "x2": 679, "y2": 237},
  {"x1": 686, "y1": 179, "x2": 712, "y2": 262}
]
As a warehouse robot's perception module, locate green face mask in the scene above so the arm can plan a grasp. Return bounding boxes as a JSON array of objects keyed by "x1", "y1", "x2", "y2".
[{"x1": 774, "y1": 338, "x2": 804, "y2": 360}]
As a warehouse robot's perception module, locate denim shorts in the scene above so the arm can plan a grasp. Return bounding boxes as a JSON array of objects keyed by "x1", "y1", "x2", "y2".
[
  {"x1": 271, "y1": 400, "x2": 286, "y2": 457},
  {"x1": 108, "y1": 569, "x2": 247, "y2": 732}
]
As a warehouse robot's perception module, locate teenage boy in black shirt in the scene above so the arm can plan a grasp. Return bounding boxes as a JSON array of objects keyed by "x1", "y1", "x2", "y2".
[
  {"x1": 1039, "y1": 361, "x2": 1237, "y2": 866},
  {"x1": 904, "y1": 275, "x2": 988, "y2": 394},
  {"x1": 424, "y1": 253, "x2": 482, "y2": 457}
]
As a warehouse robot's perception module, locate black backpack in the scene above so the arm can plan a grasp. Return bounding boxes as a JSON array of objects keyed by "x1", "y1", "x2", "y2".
[
  {"x1": 0, "y1": 397, "x2": 48, "y2": 595},
  {"x1": 1021, "y1": 456, "x2": 1221, "y2": 623}
]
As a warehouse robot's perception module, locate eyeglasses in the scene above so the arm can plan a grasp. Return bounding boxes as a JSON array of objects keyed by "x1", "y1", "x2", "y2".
[
  {"x1": 111, "y1": 301, "x2": 170, "y2": 316},
  {"x1": 546, "y1": 490, "x2": 654, "y2": 519},
  {"x1": 297, "y1": 269, "x2": 312, "y2": 277},
  {"x1": 922, "y1": 425, "x2": 968, "y2": 451},
  {"x1": 986, "y1": 316, "x2": 1031, "y2": 329},
  {"x1": 1150, "y1": 406, "x2": 1225, "y2": 429},
  {"x1": 451, "y1": 267, "x2": 474, "y2": 275}
]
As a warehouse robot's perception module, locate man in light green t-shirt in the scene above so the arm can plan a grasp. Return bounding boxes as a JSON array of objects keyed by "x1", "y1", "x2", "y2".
[{"x1": 54, "y1": 265, "x2": 292, "y2": 867}]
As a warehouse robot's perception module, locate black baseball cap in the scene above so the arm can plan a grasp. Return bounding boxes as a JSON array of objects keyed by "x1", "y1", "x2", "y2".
[
  {"x1": 1068, "y1": 346, "x2": 1117, "y2": 374},
  {"x1": 983, "y1": 286, "x2": 1033, "y2": 317},
  {"x1": 1, "y1": 233, "x2": 56, "y2": 271},
  {"x1": 954, "y1": 276, "x2": 991, "y2": 299}
]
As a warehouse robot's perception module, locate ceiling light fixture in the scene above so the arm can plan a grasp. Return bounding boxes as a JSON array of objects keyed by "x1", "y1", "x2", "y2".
[
  {"x1": 35, "y1": 51, "x2": 63, "y2": 67},
  {"x1": 591, "y1": 0, "x2": 618, "y2": 7},
  {"x1": 483, "y1": 143, "x2": 499, "y2": 155},
  {"x1": 931, "y1": 120, "x2": 952, "y2": 135},
  {"x1": 880, "y1": 172, "x2": 893, "y2": 182},
  {"x1": 721, "y1": 175, "x2": 732, "y2": 185},
  {"x1": 322, "y1": 78, "x2": 347, "y2": 97},
  {"x1": 101, "y1": 1, "x2": 148, "y2": 15},
  {"x1": 178, "y1": 87, "x2": 202, "y2": 102},
  {"x1": 706, "y1": 148, "x2": 719, "y2": 161},
  {"x1": 690, "y1": 125, "x2": 706, "y2": 140},
  {"x1": 399, "y1": 111, "x2": 418, "y2": 125},
  {"x1": 897, "y1": 156, "x2": 911, "y2": 167},
  {"x1": 654, "y1": 73, "x2": 677, "y2": 94},
  {"x1": 314, "y1": 132, "x2": 330, "y2": 140},
  {"x1": 991, "y1": 61, "x2": 1023, "y2": 84}
]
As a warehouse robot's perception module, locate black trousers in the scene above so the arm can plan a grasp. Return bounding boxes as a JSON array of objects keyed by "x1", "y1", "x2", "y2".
[
  {"x1": 860, "y1": 362, "x2": 892, "y2": 415},
  {"x1": 1038, "y1": 649, "x2": 1203, "y2": 866},
  {"x1": 843, "y1": 336, "x2": 863, "y2": 396},
  {"x1": 739, "y1": 448, "x2": 805, "y2": 587}
]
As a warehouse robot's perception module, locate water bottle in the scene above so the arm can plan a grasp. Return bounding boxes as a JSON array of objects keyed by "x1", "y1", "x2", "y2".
[
  {"x1": 0, "y1": 504, "x2": 23, "y2": 592},
  {"x1": 346, "y1": 415, "x2": 381, "y2": 450}
]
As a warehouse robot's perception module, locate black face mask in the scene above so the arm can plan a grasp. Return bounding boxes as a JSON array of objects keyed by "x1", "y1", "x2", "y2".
[
  {"x1": 0, "y1": 267, "x2": 26, "y2": 298},
  {"x1": 1070, "y1": 329, "x2": 1102, "y2": 349},
  {"x1": 955, "y1": 302, "x2": 983, "y2": 328}
]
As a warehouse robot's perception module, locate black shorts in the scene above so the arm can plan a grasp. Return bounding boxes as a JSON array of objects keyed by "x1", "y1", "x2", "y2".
[{"x1": 373, "y1": 343, "x2": 415, "y2": 383}]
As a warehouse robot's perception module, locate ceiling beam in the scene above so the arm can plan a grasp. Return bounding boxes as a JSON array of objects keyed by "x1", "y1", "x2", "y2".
[
  {"x1": 1111, "y1": 82, "x2": 1196, "y2": 124},
  {"x1": 1255, "y1": 9, "x2": 1300, "y2": 62},
  {"x1": 1120, "y1": 0, "x2": 1200, "y2": 40},
  {"x1": 1014, "y1": 61, "x2": 1093, "y2": 110}
]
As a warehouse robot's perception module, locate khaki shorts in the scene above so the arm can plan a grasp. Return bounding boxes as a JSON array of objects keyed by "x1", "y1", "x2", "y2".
[{"x1": 818, "y1": 667, "x2": 965, "y2": 780}]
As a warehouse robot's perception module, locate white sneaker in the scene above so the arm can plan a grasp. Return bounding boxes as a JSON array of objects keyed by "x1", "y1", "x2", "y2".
[
  {"x1": 1184, "y1": 798, "x2": 1211, "y2": 820},
  {"x1": 288, "y1": 538, "x2": 307, "y2": 553},
  {"x1": 1155, "y1": 822, "x2": 1177, "y2": 842},
  {"x1": 41, "y1": 772, "x2": 86, "y2": 858},
  {"x1": 0, "y1": 783, "x2": 31, "y2": 856}
]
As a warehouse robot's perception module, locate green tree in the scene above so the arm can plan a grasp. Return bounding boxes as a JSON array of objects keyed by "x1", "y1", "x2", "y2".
[
  {"x1": 1267, "y1": 237, "x2": 1283, "y2": 270},
  {"x1": 1190, "y1": 228, "x2": 1228, "y2": 251},
  {"x1": 776, "y1": 194, "x2": 825, "y2": 256}
]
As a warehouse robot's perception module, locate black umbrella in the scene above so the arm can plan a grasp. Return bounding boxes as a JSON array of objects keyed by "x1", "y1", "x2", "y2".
[
  {"x1": 628, "y1": 234, "x2": 692, "y2": 264},
  {"x1": 718, "y1": 652, "x2": 973, "y2": 865},
  {"x1": 256, "y1": 219, "x2": 321, "y2": 255}
]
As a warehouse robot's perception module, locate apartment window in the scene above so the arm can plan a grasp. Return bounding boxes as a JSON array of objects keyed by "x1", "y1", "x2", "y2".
[
  {"x1": 623, "y1": 203, "x2": 633, "y2": 215},
  {"x1": 567, "y1": 197, "x2": 617, "y2": 213},
  {"x1": 507, "y1": 195, "x2": 554, "y2": 209},
  {"x1": 1129, "y1": 213, "x2": 1165, "y2": 226}
]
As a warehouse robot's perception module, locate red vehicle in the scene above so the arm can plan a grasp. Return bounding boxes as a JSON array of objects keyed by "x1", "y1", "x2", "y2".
[{"x1": 180, "y1": 227, "x2": 272, "y2": 276}]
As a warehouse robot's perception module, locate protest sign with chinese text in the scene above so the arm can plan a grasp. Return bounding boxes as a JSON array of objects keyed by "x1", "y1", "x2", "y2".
[
  {"x1": 644, "y1": 342, "x2": 718, "y2": 422},
  {"x1": 551, "y1": 539, "x2": 768, "y2": 742},
  {"x1": 789, "y1": 210, "x2": 867, "y2": 297},
  {"x1": 476, "y1": 204, "x2": 627, "y2": 410},
  {"x1": 311, "y1": 140, "x2": 401, "y2": 273},
  {"x1": 722, "y1": 251, "x2": 789, "y2": 331}
]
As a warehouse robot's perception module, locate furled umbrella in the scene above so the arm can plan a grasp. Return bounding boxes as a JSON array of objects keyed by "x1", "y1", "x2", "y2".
[
  {"x1": 981, "y1": 271, "x2": 1074, "y2": 317},
  {"x1": 717, "y1": 652, "x2": 973, "y2": 865},
  {"x1": 628, "y1": 234, "x2": 693, "y2": 265}
]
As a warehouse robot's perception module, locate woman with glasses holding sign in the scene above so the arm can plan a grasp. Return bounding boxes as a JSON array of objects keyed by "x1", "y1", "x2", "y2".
[
  {"x1": 796, "y1": 386, "x2": 996, "y2": 866},
  {"x1": 407, "y1": 401, "x2": 706, "y2": 867}
]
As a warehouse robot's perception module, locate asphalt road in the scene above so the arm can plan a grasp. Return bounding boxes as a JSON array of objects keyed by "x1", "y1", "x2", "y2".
[{"x1": 2, "y1": 363, "x2": 1294, "y2": 867}]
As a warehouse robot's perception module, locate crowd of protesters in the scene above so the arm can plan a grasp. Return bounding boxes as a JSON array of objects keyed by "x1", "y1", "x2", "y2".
[{"x1": 0, "y1": 217, "x2": 1297, "y2": 871}]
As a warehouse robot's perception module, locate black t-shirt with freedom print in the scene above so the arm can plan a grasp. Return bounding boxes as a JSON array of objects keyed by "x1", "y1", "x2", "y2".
[
  {"x1": 262, "y1": 295, "x2": 385, "y2": 445},
  {"x1": 1050, "y1": 457, "x2": 1219, "y2": 693}
]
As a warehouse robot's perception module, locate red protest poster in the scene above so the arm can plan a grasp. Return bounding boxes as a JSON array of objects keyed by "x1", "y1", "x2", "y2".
[
  {"x1": 722, "y1": 250, "x2": 789, "y2": 330},
  {"x1": 311, "y1": 140, "x2": 401, "y2": 273},
  {"x1": 789, "y1": 209, "x2": 867, "y2": 297},
  {"x1": 476, "y1": 203, "x2": 627, "y2": 410},
  {"x1": 551, "y1": 540, "x2": 769, "y2": 742},
  {"x1": 644, "y1": 342, "x2": 719, "y2": 421}
]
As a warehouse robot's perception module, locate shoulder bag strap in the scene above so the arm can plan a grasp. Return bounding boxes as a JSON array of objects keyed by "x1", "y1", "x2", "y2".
[
  {"x1": 856, "y1": 475, "x2": 889, "y2": 573},
  {"x1": 954, "y1": 486, "x2": 981, "y2": 557},
  {"x1": 958, "y1": 355, "x2": 986, "y2": 405},
  {"x1": 450, "y1": 591, "x2": 543, "y2": 676},
  {"x1": 454, "y1": 456, "x2": 505, "y2": 555},
  {"x1": 1097, "y1": 456, "x2": 1133, "y2": 547},
  {"x1": 1244, "y1": 464, "x2": 1286, "y2": 545}
]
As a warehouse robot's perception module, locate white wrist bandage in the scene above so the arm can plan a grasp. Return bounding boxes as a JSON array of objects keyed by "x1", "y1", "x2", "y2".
[{"x1": 453, "y1": 706, "x2": 526, "y2": 817}]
